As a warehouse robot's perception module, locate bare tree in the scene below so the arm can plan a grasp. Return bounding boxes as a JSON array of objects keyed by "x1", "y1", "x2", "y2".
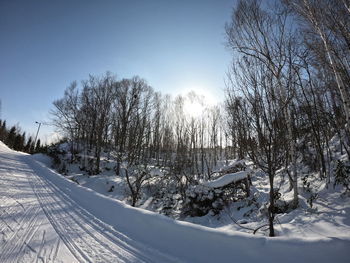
[
  {"x1": 284, "y1": 0, "x2": 350, "y2": 150},
  {"x1": 225, "y1": 0, "x2": 305, "y2": 234}
]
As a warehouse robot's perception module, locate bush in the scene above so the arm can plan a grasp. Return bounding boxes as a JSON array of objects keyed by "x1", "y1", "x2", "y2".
[
  {"x1": 334, "y1": 160, "x2": 350, "y2": 195},
  {"x1": 47, "y1": 146, "x2": 64, "y2": 168}
]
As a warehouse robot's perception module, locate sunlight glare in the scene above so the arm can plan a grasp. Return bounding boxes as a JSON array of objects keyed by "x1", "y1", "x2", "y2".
[{"x1": 184, "y1": 100, "x2": 204, "y2": 118}]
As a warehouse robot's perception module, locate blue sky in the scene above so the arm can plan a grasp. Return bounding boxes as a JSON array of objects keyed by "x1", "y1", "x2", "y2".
[{"x1": 0, "y1": 0, "x2": 233, "y2": 143}]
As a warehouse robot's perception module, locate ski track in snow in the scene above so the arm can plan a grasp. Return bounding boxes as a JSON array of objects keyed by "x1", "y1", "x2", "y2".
[
  {"x1": 0, "y1": 145, "x2": 177, "y2": 263},
  {"x1": 0, "y1": 155, "x2": 68, "y2": 263},
  {"x1": 0, "y1": 150, "x2": 75, "y2": 263}
]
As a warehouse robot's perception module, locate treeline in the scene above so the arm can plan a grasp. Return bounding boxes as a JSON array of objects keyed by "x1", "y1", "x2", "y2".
[
  {"x1": 0, "y1": 119, "x2": 43, "y2": 153},
  {"x1": 51, "y1": 74, "x2": 229, "y2": 205},
  {"x1": 224, "y1": 0, "x2": 349, "y2": 236}
]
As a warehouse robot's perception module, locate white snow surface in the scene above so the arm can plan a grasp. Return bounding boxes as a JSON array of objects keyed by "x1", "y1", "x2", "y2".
[
  {"x1": 203, "y1": 171, "x2": 248, "y2": 188},
  {"x1": 1, "y1": 141, "x2": 350, "y2": 263}
]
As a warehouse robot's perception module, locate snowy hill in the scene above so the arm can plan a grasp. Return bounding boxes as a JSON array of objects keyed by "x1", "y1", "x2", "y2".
[{"x1": 0, "y1": 141, "x2": 349, "y2": 262}]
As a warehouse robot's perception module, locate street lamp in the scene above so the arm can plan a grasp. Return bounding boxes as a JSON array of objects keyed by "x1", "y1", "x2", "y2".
[{"x1": 34, "y1": 121, "x2": 42, "y2": 148}]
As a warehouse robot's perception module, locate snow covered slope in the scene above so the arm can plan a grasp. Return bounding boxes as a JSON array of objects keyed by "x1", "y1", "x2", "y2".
[{"x1": 0, "y1": 141, "x2": 349, "y2": 262}]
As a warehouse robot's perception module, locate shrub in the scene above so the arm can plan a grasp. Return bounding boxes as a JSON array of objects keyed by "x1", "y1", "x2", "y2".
[{"x1": 334, "y1": 160, "x2": 350, "y2": 195}]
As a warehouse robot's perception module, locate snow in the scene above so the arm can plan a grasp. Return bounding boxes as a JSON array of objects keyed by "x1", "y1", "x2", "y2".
[
  {"x1": 213, "y1": 159, "x2": 246, "y2": 173},
  {"x1": 1, "y1": 141, "x2": 350, "y2": 262},
  {"x1": 203, "y1": 171, "x2": 249, "y2": 188},
  {"x1": 31, "y1": 153, "x2": 53, "y2": 166}
]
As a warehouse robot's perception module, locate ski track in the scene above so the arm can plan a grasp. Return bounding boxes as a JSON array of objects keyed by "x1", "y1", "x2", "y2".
[
  {"x1": 0, "y1": 147, "x2": 178, "y2": 263},
  {"x1": 0, "y1": 151, "x2": 66, "y2": 263}
]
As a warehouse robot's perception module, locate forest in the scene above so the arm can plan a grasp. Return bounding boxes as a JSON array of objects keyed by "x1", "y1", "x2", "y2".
[{"x1": 0, "y1": 119, "x2": 44, "y2": 154}]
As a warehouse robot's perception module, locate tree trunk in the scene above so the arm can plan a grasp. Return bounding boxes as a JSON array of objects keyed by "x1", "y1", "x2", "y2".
[{"x1": 268, "y1": 171, "x2": 275, "y2": 237}]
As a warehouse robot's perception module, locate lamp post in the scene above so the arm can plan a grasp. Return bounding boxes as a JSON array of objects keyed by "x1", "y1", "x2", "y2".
[{"x1": 34, "y1": 121, "x2": 42, "y2": 149}]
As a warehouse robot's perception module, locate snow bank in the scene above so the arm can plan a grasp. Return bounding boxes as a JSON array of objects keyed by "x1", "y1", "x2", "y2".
[
  {"x1": 203, "y1": 171, "x2": 248, "y2": 188},
  {"x1": 0, "y1": 140, "x2": 28, "y2": 155},
  {"x1": 0, "y1": 140, "x2": 7, "y2": 149},
  {"x1": 24, "y1": 155, "x2": 350, "y2": 263}
]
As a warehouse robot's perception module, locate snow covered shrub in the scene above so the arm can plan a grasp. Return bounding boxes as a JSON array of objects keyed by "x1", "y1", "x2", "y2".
[
  {"x1": 334, "y1": 160, "x2": 350, "y2": 195},
  {"x1": 307, "y1": 193, "x2": 318, "y2": 208},
  {"x1": 302, "y1": 175, "x2": 311, "y2": 192},
  {"x1": 124, "y1": 165, "x2": 154, "y2": 206},
  {"x1": 272, "y1": 189, "x2": 289, "y2": 213},
  {"x1": 182, "y1": 185, "x2": 224, "y2": 217},
  {"x1": 58, "y1": 160, "x2": 68, "y2": 175},
  {"x1": 147, "y1": 172, "x2": 185, "y2": 216},
  {"x1": 86, "y1": 157, "x2": 96, "y2": 175},
  {"x1": 302, "y1": 174, "x2": 319, "y2": 208},
  {"x1": 158, "y1": 192, "x2": 183, "y2": 216},
  {"x1": 47, "y1": 146, "x2": 63, "y2": 168}
]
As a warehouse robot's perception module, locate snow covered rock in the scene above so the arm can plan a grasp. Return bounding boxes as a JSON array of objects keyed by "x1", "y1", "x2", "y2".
[{"x1": 203, "y1": 171, "x2": 249, "y2": 188}]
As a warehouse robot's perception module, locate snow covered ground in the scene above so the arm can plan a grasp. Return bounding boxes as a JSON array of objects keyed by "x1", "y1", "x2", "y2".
[{"x1": 1, "y1": 141, "x2": 350, "y2": 262}]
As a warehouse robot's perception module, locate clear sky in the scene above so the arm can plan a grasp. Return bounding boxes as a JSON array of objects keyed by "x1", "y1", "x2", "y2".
[{"x1": 0, "y1": 0, "x2": 234, "y2": 143}]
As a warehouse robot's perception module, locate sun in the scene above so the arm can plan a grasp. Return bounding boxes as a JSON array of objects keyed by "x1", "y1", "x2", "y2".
[
  {"x1": 184, "y1": 99, "x2": 204, "y2": 118},
  {"x1": 177, "y1": 86, "x2": 218, "y2": 119}
]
